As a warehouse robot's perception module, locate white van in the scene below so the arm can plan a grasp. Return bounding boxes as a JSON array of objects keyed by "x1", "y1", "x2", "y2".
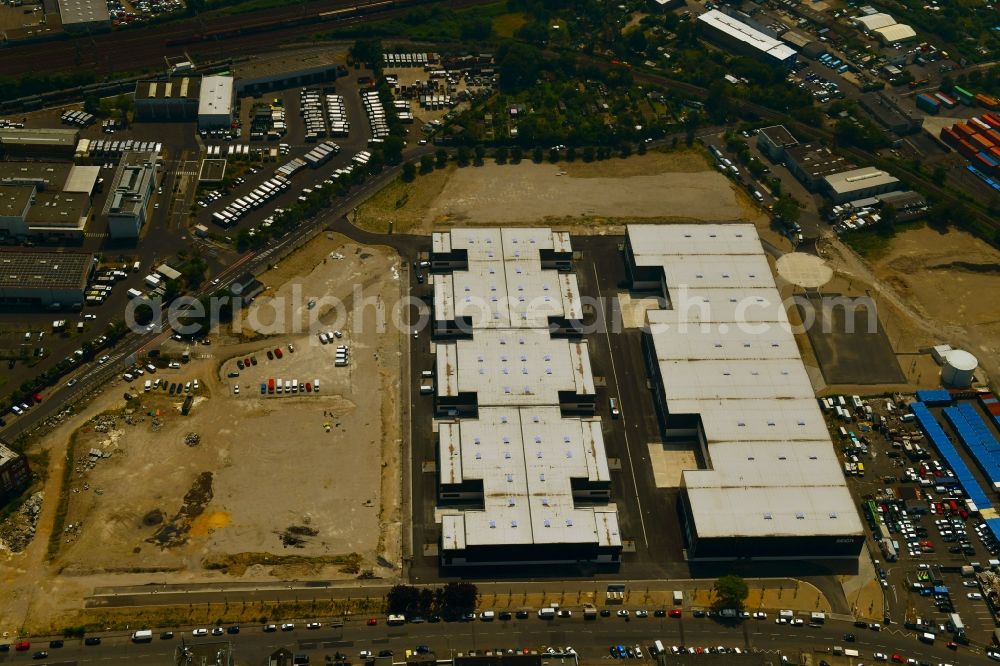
[
  {"x1": 144, "y1": 380, "x2": 152, "y2": 392},
  {"x1": 652, "y1": 641, "x2": 665, "y2": 656},
  {"x1": 480, "y1": 611, "x2": 495, "y2": 621},
  {"x1": 131, "y1": 630, "x2": 153, "y2": 642},
  {"x1": 292, "y1": 379, "x2": 299, "y2": 393},
  {"x1": 276, "y1": 379, "x2": 283, "y2": 394},
  {"x1": 313, "y1": 379, "x2": 320, "y2": 393},
  {"x1": 538, "y1": 608, "x2": 555, "y2": 619},
  {"x1": 387, "y1": 614, "x2": 406, "y2": 626}
]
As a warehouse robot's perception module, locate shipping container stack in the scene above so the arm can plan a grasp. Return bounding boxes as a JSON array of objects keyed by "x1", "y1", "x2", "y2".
[
  {"x1": 979, "y1": 392, "x2": 1000, "y2": 430},
  {"x1": 939, "y1": 115, "x2": 1000, "y2": 176}
]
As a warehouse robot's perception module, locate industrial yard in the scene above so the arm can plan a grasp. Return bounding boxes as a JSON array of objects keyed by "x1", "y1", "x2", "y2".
[{"x1": 0, "y1": 234, "x2": 405, "y2": 630}]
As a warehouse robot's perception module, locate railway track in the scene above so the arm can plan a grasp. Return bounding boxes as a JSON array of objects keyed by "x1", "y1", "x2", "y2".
[{"x1": 0, "y1": 0, "x2": 487, "y2": 79}]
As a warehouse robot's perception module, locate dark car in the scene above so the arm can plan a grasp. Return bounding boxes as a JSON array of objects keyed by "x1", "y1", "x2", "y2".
[
  {"x1": 237, "y1": 359, "x2": 245, "y2": 370},
  {"x1": 653, "y1": 609, "x2": 666, "y2": 617},
  {"x1": 250, "y1": 356, "x2": 258, "y2": 366},
  {"x1": 843, "y1": 633, "x2": 855, "y2": 642},
  {"x1": 428, "y1": 615, "x2": 441, "y2": 623},
  {"x1": 160, "y1": 632, "x2": 174, "y2": 639},
  {"x1": 226, "y1": 626, "x2": 240, "y2": 634},
  {"x1": 378, "y1": 650, "x2": 393, "y2": 657},
  {"x1": 84, "y1": 637, "x2": 102, "y2": 645},
  {"x1": 499, "y1": 612, "x2": 512, "y2": 621},
  {"x1": 854, "y1": 620, "x2": 868, "y2": 628},
  {"x1": 600, "y1": 609, "x2": 611, "y2": 617},
  {"x1": 516, "y1": 610, "x2": 529, "y2": 619},
  {"x1": 33, "y1": 651, "x2": 48, "y2": 660},
  {"x1": 266, "y1": 350, "x2": 274, "y2": 360},
  {"x1": 48, "y1": 640, "x2": 63, "y2": 648},
  {"x1": 692, "y1": 609, "x2": 706, "y2": 618}
]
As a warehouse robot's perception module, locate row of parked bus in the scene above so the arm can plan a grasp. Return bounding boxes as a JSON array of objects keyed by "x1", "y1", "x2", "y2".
[{"x1": 211, "y1": 176, "x2": 290, "y2": 227}]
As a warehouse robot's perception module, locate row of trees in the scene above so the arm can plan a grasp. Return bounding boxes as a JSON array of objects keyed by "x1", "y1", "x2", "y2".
[
  {"x1": 386, "y1": 578, "x2": 747, "y2": 618},
  {"x1": 386, "y1": 582, "x2": 478, "y2": 619}
]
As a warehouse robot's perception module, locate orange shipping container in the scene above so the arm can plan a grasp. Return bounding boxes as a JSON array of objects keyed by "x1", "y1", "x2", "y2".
[
  {"x1": 954, "y1": 123, "x2": 976, "y2": 138},
  {"x1": 990, "y1": 146, "x2": 1000, "y2": 161},
  {"x1": 975, "y1": 93, "x2": 999, "y2": 109},
  {"x1": 970, "y1": 133, "x2": 995, "y2": 151},
  {"x1": 958, "y1": 139, "x2": 978, "y2": 159},
  {"x1": 985, "y1": 129, "x2": 1000, "y2": 145}
]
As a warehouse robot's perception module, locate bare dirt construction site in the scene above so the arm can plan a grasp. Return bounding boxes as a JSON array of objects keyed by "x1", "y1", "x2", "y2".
[
  {"x1": 866, "y1": 225, "x2": 1000, "y2": 383},
  {"x1": 0, "y1": 233, "x2": 404, "y2": 633},
  {"x1": 355, "y1": 150, "x2": 756, "y2": 234},
  {"x1": 798, "y1": 224, "x2": 1000, "y2": 393}
]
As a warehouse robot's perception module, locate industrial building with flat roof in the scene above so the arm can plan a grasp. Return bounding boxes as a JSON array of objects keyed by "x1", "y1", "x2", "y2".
[
  {"x1": 697, "y1": 9, "x2": 797, "y2": 67},
  {"x1": 625, "y1": 224, "x2": 864, "y2": 562},
  {"x1": 198, "y1": 75, "x2": 235, "y2": 130},
  {"x1": 0, "y1": 163, "x2": 97, "y2": 241},
  {"x1": 56, "y1": 0, "x2": 110, "y2": 30},
  {"x1": 0, "y1": 128, "x2": 79, "y2": 159},
  {"x1": 234, "y1": 51, "x2": 342, "y2": 95},
  {"x1": 756, "y1": 125, "x2": 798, "y2": 161},
  {"x1": 103, "y1": 151, "x2": 159, "y2": 239},
  {"x1": 823, "y1": 166, "x2": 900, "y2": 203},
  {"x1": 431, "y1": 228, "x2": 620, "y2": 568},
  {"x1": 783, "y1": 144, "x2": 855, "y2": 190},
  {"x1": 0, "y1": 250, "x2": 94, "y2": 309},
  {"x1": 0, "y1": 442, "x2": 30, "y2": 504},
  {"x1": 135, "y1": 77, "x2": 202, "y2": 122}
]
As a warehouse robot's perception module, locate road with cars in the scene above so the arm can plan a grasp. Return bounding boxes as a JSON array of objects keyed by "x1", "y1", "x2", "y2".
[{"x1": 3, "y1": 611, "x2": 997, "y2": 664}]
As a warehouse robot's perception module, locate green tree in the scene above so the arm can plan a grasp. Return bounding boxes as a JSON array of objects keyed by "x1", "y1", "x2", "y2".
[
  {"x1": 713, "y1": 575, "x2": 749, "y2": 609},
  {"x1": 387, "y1": 585, "x2": 420, "y2": 615},
  {"x1": 402, "y1": 161, "x2": 417, "y2": 182},
  {"x1": 420, "y1": 154, "x2": 434, "y2": 174},
  {"x1": 440, "y1": 582, "x2": 478, "y2": 619},
  {"x1": 637, "y1": 141, "x2": 647, "y2": 155},
  {"x1": 566, "y1": 146, "x2": 576, "y2": 162},
  {"x1": 474, "y1": 145, "x2": 486, "y2": 165},
  {"x1": 548, "y1": 148, "x2": 560, "y2": 163},
  {"x1": 511, "y1": 146, "x2": 523, "y2": 163},
  {"x1": 497, "y1": 41, "x2": 543, "y2": 92},
  {"x1": 457, "y1": 145, "x2": 471, "y2": 167},
  {"x1": 382, "y1": 135, "x2": 404, "y2": 164},
  {"x1": 495, "y1": 146, "x2": 509, "y2": 164},
  {"x1": 582, "y1": 146, "x2": 595, "y2": 162},
  {"x1": 435, "y1": 149, "x2": 448, "y2": 169},
  {"x1": 350, "y1": 39, "x2": 383, "y2": 67},
  {"x1": 772, "y1": 195, "x2": 801, "y2": 224},
  {"x1": 619, "y1": 141, "x2": 633, "y2": 158},
  {"x1": 532, "y1": 146, "x2": 544, "y2": 163}
]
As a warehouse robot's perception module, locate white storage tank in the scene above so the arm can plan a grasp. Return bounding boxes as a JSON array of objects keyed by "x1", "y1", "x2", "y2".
[{"x1": 942, "y1": 349, "x2": 978, "y2": 388}]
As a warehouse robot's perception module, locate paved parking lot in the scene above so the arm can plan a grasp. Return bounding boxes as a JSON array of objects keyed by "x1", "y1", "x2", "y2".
[
  {"x1": 797, "y1": 293, "x2": 906, "y2": 385},
  {"x1": 834, "y1": 394, "x2": 1000, "y2": 643}
]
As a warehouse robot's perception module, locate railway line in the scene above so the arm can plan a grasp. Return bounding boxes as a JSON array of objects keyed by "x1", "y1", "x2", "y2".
[{"x1": 0, "y1": 0, "x2": 487, "y2": 79}]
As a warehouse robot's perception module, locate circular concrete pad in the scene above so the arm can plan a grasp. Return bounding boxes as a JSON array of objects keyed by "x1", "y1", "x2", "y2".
[{"x1": 775, "y1": 252, "x2": 834, "y2": 288}]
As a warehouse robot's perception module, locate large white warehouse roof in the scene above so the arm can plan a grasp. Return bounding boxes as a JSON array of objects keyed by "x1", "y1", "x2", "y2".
[
  {"x1": 698, "y1": 9, "x2": 797, "y2": 63},
  {"x1": 628, "y1": 223, "x2": 862, "y2": 541}
]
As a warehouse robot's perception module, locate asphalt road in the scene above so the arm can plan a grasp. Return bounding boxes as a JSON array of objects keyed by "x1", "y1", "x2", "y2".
[{"x1": 2, "y1": 613, "x2": 994, "y2": 665}]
